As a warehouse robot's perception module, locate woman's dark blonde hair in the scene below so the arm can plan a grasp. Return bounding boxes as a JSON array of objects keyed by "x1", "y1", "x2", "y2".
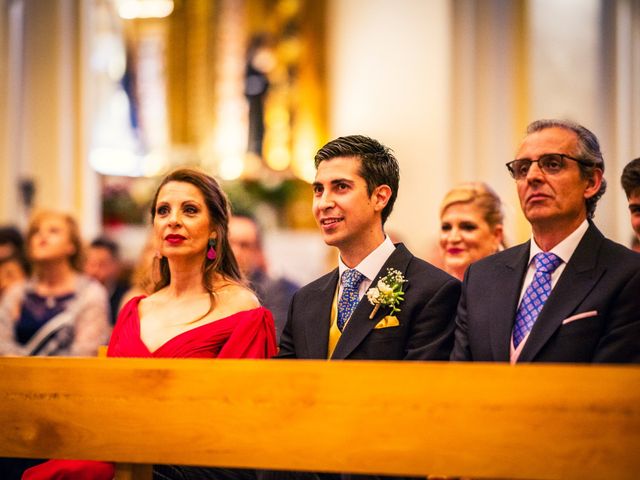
[
  {"x1": 440, "y1": 182, "x2": 504, "y2": 231},
  {"x1": 26, "y1": 210, "x2": 83, "y2": 271},
  {"x1": 150, "y1": 168, "x2": 243, "y2": 294}
]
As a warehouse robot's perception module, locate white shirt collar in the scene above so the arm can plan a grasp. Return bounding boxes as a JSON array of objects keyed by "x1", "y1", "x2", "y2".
[
  {"x1": 528, "y1": 219, "x2": 589, "y2": 264},
  {"x1": 338, "y1": 235, "x2": 395, "y2": 283}
]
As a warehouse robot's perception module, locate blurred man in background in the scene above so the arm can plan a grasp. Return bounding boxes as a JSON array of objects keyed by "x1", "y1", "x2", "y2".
[
  {"x1": 228, "y1": 213, "x2": 298, "y2": 340},
  {"x1": 84, "y1": 237, "x2": 130, "y2": 324}
]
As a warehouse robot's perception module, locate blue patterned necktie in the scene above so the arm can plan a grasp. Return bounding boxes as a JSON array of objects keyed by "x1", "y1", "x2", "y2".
[
  {"x1": 513, "y1": 252, "x2": 563, "y2": 348},
  {"x1": 337, "y1": 269, "x2": 365, "y2": 332}
]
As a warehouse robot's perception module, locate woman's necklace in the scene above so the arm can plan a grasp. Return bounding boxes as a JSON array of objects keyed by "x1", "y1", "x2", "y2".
[{"x1": 45, "y1": 296, "x2": 56, "y2": 309}]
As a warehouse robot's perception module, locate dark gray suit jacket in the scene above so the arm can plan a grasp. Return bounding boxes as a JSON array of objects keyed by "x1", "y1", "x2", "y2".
[
  {"x1": 451, "y1": 223, "x2": 640, "y2": 363},
  {"x1": 249, "y1": 269, "x2": 299, "y2": 343},
  {"x1": 279, "y1": 243, "x2": 460, "y2": 361}
]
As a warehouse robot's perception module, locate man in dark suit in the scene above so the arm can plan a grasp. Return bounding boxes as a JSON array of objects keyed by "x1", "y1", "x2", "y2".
[
  {"x1": 229, "y1": 213, "x2": 299, "y2": 341},
  {"x1": 279, "y1": 135, "x2": 460, "y2": 362},
  {"x1": 84, "y1": 238, "x2": 130, "y2": 325},
  {"x1": 269, "y1": 135, "x2": 460, "y2": 480},
  {"x1": 451, "y1": 119, "x2": 640, "y2": 363}
]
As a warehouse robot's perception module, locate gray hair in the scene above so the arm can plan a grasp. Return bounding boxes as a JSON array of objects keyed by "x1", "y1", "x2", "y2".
[{"x1": 526, "y1": 119, "x2": 606, "y2": 219}]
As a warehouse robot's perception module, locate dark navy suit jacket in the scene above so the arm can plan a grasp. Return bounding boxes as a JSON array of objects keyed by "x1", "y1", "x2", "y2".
[
  {"x1": 279, "y1": 243, "x2": 460, "y2": 361},
  {"x1": 451, "y1": 223, "x2": 640, "y2": 363}
]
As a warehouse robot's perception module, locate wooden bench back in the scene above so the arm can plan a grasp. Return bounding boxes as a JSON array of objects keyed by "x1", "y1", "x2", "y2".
[{"x1": 0, "y1": 357, "x2": 638, "y2": 479}]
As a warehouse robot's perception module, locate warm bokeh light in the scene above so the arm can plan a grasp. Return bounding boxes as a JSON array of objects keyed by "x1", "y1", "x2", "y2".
[
  {"x1": 90, "y1": 148, "x2": 141, "y2": 177},
  {"x1": 116, "y1": 0, "x2": 174, "y2": 19},
  {"x1": 265, "y1": 145, "x2": 291, "y2": 171},
  {"x1": 141, "y1": 150, "x2": 169, "y2": 177},
  {"x1": 219, "y1": 156, "x2": 245, "y2": 181},
  {"x1": 291, "y1": 124, "x2": 318, "y2": 183}
]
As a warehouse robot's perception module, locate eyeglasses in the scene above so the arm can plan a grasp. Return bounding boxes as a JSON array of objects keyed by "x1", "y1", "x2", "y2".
[{"x1": 505, "y1": 153, "x2": 594, "y2": 180}]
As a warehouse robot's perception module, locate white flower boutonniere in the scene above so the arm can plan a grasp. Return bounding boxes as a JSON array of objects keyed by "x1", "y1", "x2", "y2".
[{"x1": 366, "y1": 268, "x2": 407, "y2": 319}]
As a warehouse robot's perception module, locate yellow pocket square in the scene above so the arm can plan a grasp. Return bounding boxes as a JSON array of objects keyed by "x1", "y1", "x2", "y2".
[{"x1": 374, "y1": 315, "x2": 400, "y2": 329}]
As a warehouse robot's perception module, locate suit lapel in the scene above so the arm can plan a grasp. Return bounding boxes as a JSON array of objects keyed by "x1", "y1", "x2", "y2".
[
  {"x1": 488, "y1": 243, "x2": 530, "y2": 361},
  {"x1": 518, "y1": 224, "x2": 605, "y2": 362},
  {"x1": 331, "y1": 243, "x2": 413, "y2": 359},
  {"x1": 303, "y1": 270, "x2": 339, "y2": 359}
]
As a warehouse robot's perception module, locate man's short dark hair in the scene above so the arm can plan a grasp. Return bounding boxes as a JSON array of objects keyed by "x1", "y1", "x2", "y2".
[
  {"x1": 314, "y1": 135, "x2": 399, "y2": 225},
  {"x1": 90, "y1": 237, "x2": 120, "y2": 259},
  {"x1": 621, "y1": 158, "x2": 640, "y2": 198},
  {"x1": 526, "y1": 119, "x2": 606, "y2": 219}
]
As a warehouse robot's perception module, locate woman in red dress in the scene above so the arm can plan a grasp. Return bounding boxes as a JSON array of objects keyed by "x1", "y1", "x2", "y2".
[{"x1": 24, "y1": 168, "x2": 277, "y2": 480}]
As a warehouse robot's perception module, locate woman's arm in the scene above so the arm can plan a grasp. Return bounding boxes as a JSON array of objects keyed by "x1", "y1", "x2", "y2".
[
  {"x1": 0, "y1": 282, "x2": 27, "y2": 355},
  {"x1": 69, "y1": 279, "x2": 111, "y2": 356}
]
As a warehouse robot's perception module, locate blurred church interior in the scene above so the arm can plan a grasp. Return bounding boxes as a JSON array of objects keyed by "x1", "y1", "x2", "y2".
[{"x1": 1, "y1": 0, "x2": 638, "y2": 284}]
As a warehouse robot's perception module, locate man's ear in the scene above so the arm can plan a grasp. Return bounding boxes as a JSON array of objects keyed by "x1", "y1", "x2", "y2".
[
  {"x1": 492, "y1": 224, "x2": 504, "y2": 251},
  {"x1": 372, "y1": 184, "x2": 392, "y2": 212},
  {"x1": 584, "y1": 169, "x2": 603, "y2": 200}
]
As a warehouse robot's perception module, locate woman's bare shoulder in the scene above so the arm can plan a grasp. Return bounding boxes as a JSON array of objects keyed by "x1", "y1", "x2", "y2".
[
  {"x1": 137, "y1": 288, "x2": 167, "y2": 315},
  {"x1": 217, "y1": 283, "x2": 260, "y2": 313}
]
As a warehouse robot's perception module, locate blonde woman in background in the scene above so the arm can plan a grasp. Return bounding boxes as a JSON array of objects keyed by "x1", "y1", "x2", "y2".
[
  {"x1": 439, "y1": 182, "x2": 505, "y2": 281},
  {"x1": 0, "y1": 210, "x2": 110, "y2": 357}
]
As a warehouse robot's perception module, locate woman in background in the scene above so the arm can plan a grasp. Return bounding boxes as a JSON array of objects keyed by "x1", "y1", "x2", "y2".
[
  {"x1": 25, "y1": 168, "x2": 277, "y2": 480},
  {"x1": 439, "y1": 182, "x2": 505, "y2": 281},
  {"x1": 0, "y1": 211, "x2": 109, "y2": 357},
  {"x1": 0, "y1": 211, "x2": 110, "y2": 480}
]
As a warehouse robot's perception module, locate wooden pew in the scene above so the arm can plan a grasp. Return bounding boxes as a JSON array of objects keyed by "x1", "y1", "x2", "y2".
[{"x1": 0, "y1": 357, "x2": 638, "y2": 480}]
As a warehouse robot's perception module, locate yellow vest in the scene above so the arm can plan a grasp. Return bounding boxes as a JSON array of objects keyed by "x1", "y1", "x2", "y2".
[{"x1": 327, "y1": 283, "x2": 341, "y2": 358}]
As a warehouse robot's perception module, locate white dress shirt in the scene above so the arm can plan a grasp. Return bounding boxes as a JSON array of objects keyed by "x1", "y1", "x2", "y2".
[
  {"x1": 517, "y1": 219, "x2": 590, "y2": 305},
  {"x1": 337, "y1": 236, "x2": 396, "y2": 301}
]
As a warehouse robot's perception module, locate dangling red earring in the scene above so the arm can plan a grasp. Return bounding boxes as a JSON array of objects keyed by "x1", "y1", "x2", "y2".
[{"x1": 207, "y1": 238, "x2": 217, "y2": 260}]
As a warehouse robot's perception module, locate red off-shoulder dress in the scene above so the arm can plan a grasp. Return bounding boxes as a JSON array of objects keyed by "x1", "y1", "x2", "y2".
[{"x1": 23, "y1": 296, "x2": 277, "y2": 480}]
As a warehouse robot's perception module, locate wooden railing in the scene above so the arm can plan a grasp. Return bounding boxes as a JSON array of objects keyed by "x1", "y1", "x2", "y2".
[{"x1": 1, "y1": 357, "x2": 638, "y2": 480}]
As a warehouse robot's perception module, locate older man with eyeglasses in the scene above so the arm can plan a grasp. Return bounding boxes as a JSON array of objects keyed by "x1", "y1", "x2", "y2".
[{"x1": 451, "y1": 119, "x2": 640, "y2": 364}]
